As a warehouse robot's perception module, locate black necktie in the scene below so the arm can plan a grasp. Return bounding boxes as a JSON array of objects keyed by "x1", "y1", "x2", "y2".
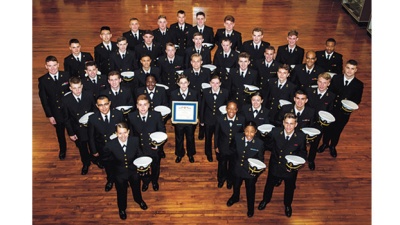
[
  {"x1": 327, "y1": 54, "x2": 331, "y2": 60},
  {"x1": 254, "y1": 109, "x2": 258, "y2": 117},
  {"x1": 92, "y1": 79, "x2": 96, "y2": 84},
  {"x1": 134, "y1": 34, "x2": 137, "y2": 39},
  {"x1": 278, "y1": 84, "x2": 282, "y2": 89},
  {"x1": 199, "y1": 28, "x2": 203, "y2": 33},
  {"x1": 149, "y1": 92, "x2": 154, "y2": 99},
  {"x1": 148, "y1": 47, "x2": 151, "y2": 51},
  {"x1": 162, "y1": 32, "x2": 165, "y2": 36},
  {"x1": 255, "y1": 45, "x2": 258, "y2": 50},
  {"x1": 77, "y1": 97, "x2": 81, "y2": 103},
  {"x1": 122, "y1": 144, "x2": 126, "y2": 152},
  {"x1": 307, "y1": 70, "x2": 311, "y2": 74},
  {"x1": 142, "y1": 116, "x2": 146, "y2": 122},
  {"x1": 227, "y1": 33, "x2": 230, "y2": 38},
  {"x1": 286, "y1": 136, "x2": 290, "y2": 141},
  {"x1": 266, "y1": 63, "x2": 270, "y2": 68},
  {"x1": 289, "y1": 49, "x2": 293, "y2": 54},
  {"x1": 53, "y1": 75, "x2": 58, "y2": 82},
  {"x1": 318, "y1": 94, "x2": 322, "y2": 99},
  {"x1": 297, "y1": 112, "x2": 300, "y2": 117},
  {"x1": 182, "y1": 93, "x2": 186, "y2": 98},
  {"x1": 213, "y1": 93, "x2": 217, "y2": 100},
  {"x1": 170, "y1": 60, "x2": 173, "y2": 64},
  {"x1": 122, "y1": 54, "x2": 125, "y2": 59},
  {"x1": 245, "y1": 141, "x2": 250, "y2": 147},
  {"x1": 195, "y1": 72, "x2": 199, "y2": 76},
  {"x1": 224, "y1": 54, "x2": 227, "y2": 58},
  {"x1": 241, "y1": 72, "x2": 244, "y2": 77},
  {"x1": 197, "y1": 49, "x2": 200, "y2": 54},
  {"x1": 115, "y1": 91, "x2": 118, "y2": 96},
  {"x1": 104, "y1": 115, "x2": 108, "y2": 123},
  {"x1": 345, "y1": 80, "x2": 349, "y2": 86},
  {"x1": 76, "y1": 57, "x2": 80, "y2": 62},
  {"x1": 106, "y1": 45, "x2": 111, "y2": 51},
  {"x1": 180, "y1": 26, "x2": 184, "y2": 31}
]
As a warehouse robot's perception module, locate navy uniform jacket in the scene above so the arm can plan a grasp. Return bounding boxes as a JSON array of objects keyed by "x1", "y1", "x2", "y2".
[
  {"x1": 232, "y1": 134, "x2": 264, "y2": 179},
  {"x1": 214, "y1": 114, "x2": 245, "y2": 156},
  {"x1": 134, "y1": 42, "x2": 164, "y2": 67},
  {"x1": 184, "y1": 46, "x2": 212, "y2": 69},
  {"x1": 199, "y1": 87, "x2": 230, "y2": 125},
  {"x1": 315, "y1": 50, "x2": 343, "y2": 75},
  {"x1": 290, "y1": 64, "x2": 325, "y2": 89},
  {"x1": 88, "y1": 109, "x2": 124, "y2": 155},
  {"x1": 329, "y1": 74, "x2": 364, "y2": 108},
  {"x1": 100, "y1": 86, "x2": 134, "y2": 110},
  {"x1": 64, "y1": 52, "x2": 94, "y2": 78},
  {"x1": 241, "y1": 104, "x2": 271, "y2": 127},
  {"x1": 214, "y1": 29, "x2": 242, "y2": 51},
  {"x1": 276, "y1": 105, "x2": 315, "y2": 129},
  {"x1": 187, "y1": 25, "x2": 215, "y2": 48},
  {"x1": 275, "y1": 45, "x2": 305, "y2": 66},
  {"x1": 229, "y1": 68, "x2": 258, "y2": 106},
  {"x1": 94, "y1": 42, "x2": 118, "y2": 75},
  {"x1": 82, "y1": 74, "x2": 109, "y2": 99},
  {"x1": 264, "y1": 78, "x2": 296, "y2": 123},
  {"x1": 158, "y1": 55, "x2": 184, "y2": 90},
  {"x1": 266, "y1": 127, "x2": 307, "y2": 179},
  {"x1": 109, "y1": 50, "x2": 138, "y2": 73},
  {"x1": 38, "y1": 71, "x2": 71, "y2": 122},
  {"x1": 134, "y1": 66, "x2": 162, "y2": 88},
  {"x1": 62, "y1": 90, "x2": 96, "y2": 141},
  {"x1": 256, "y1": 59, "x2": 280, "y2": 99},
  {"x1": 123, "y1": 30, "x2": 145, "y2": 52},
  {"x1": 128, "y1": 110, "x2": 166, "y2": 157},
  {"x1": 306, "y1": 87, "x2": 335, "y2": 118},
  {"x1": 185, "y1": 68, "x2": 212, "y2": 94},
  {"x1": 103, "y1": 136, "x2": 142, "y2": 178},
  {"x1": 153, "y1": 28, "x2": 178, "y2": 51},
  {"x1": 136, "y1": 86, "x2": 168, "y2": 111},
  {"x1": 169, "y1": 22, "x2": 193, "y2": 56},
  {"x1": 213, "y1": 48, "x2": 239, "y2": 76},
  {"x1": 240, "y1": 40, "x2": 271, "y2": 69},
  {"x1": 169, "y1": 87, "x2": 200, "y2": 108}
]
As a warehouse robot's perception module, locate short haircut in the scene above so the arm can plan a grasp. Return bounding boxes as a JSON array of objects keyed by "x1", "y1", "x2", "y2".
[
  {"x1": 100, "y1": 26, "x2": 111, "y2": 32},
  {"x1": 191, "y1": 53, "x2": 202, "y2": 61},
  {"x1": 136, "y1": 94, "x2": 149, "y2": 103},
  {"x1": 177, "y1": 10, "x2": 185, "y2": 15},
  {"x1": 252, "y1": 27, "x2": 263, "y2": 34},
  {"x1": 158, "y1": 15, "x2": 167, "y2": 20},
  {"x1": 96, "y1": 94, "x2": 110, "y2": 102},
  {"x1": 69, "y1": 38, "x2": 80, "y2": 45},
  {"x1": 193, "y1": 32, "x2": 203, "y2": 39},
  {"x1": 224, "y1": 15, "x2": 235, "y2": 23},
  {"x1": 279, "y1": 64, "x2": 291, "y2": 72},
  {"x1": 45, "y1": 55, "x2": 58, "y2": 63},
  {"x1": 265, "y1": 45, "x2": 275, "y2": 52},
  {"x1": 69, "y1": 76, "x2": 82, "y2": 85},
  {"x1": 287, "y1": 30, "x2": 299, "y2": 37},
  {"x1": 196, "y1": 11, "x2": 205, "y2": 17},
  {"x1": 210, "y1": 75, "x2": 221, "y2": 82},
  {"x1": 251, "y1": 91, "x2": 263, "y2": 100},
  {"x1": 129, "y1": 17, "x2": 139, "y2": 22},
  {"x1": 108, "y1": 70, "x2": 121, "y2": 79},
  {"x1": 176, "y1": 74, "x2": 189, "y2": 84},
  {"x1": 347, "y1": 59, "x2": 358, "y2": 66},
  {"x1": 326, "y1": 38, "x2": 336, "y2": 45},
  {"x1": 244, "y1": 121, "x2": 257, "y2": 130},
  {"x1": 284, "y1": 112, "x2": 297, "y2": 121},
  {"x1": 116, "y1": 36, "x2": 127, "y2": 43},
  {"x1": 318, "y1": 72, "x2": 332, "y2": 81},
  {"x1": 239, "y1": 52, "x2": 250, "y2": 59},
  {"x1": 295, "y1": 89, "x2": 308, "y2": 98},
  {"x1": 143, "y1": 30, "x2": 154, "y2": 36},
  {"x1": 115, "y1": 122, "x2": 129, "y2": 131},
  {"x1": 85, "y1": 60, "x2": 97, "y2": 69},
  {"x1": 165, "y1": 42, "x2": 175, "y2": 49}
]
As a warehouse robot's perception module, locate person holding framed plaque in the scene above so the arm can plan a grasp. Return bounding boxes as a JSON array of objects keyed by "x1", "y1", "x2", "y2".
[{"x1": 170, "y1": 74, "x2": 201, "y2": 163}]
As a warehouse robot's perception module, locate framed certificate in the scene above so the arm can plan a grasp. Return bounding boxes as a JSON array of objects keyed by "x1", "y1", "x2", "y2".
[{"x1": 171, "y1": 101, "x2": 198, "y2": 124}]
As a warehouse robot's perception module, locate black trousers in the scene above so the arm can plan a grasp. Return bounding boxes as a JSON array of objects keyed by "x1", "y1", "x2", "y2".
[
  {"x1": 54, "y1": 123, "x2": 67, "y2": 155},
  {"x1": 231, "y1": 175, "x2": 258, "y2": 213},
  {"x1": 74, "y1": 140, "x2": 91, "y2": 166},
  {"x1": 115, "y1": 173, "x2": 143, "y2": 210},
  {"x1": 262, "y1": 170, "x2": 297, "y2": 206},
  {"x1": 216, "y1": 153, "x2": 234, "y2": 184},
  {"x1": 173, "y1": 124, "x2": 196, "y2": 157},
  {"x1": 322, "y1": 109, "x2": 351, "y2": 147},
  {"x1": 204, "y1": 124, "x2": 216, "y2": 158}
]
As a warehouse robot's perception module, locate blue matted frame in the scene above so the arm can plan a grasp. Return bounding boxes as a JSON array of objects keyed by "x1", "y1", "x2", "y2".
[{"x1": 171, "y1": 101, "x2": 198, "y2": 124}]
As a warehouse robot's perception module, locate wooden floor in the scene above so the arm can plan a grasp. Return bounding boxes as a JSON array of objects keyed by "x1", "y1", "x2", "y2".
[{"x1": 31, "y1": 0, "x2": 371, "y2": 224}]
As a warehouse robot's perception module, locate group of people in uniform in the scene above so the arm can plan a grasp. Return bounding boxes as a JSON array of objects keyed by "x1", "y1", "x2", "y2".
[{"x1": 37, "y1": 9, "x2": 364, "y2": 220}]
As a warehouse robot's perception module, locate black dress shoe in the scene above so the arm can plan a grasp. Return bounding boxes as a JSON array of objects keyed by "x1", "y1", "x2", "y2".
[
  {"x1": 226, "y1": 198, "x2": 238, "y2": 207},
  {"x1": 330, "y1": 146, "x2": 337, "y2": 158},
  {"x1": 94, "y1": 161, "x2": 104, "y2": 169},
  {"x1": 258, "y1": 200, "x2": 267, "y2": 210},
  {"x1": 175, "y1": 156, "x2": 182, "y2": 163},
  {"x1": 105, "y1": 182, "x2": 113, "y2": 192},
  {"x1": 247, "y1": 211, "x2": 254, "y2": 218},
  {"x1": 285, "y1": 205, "x2": 292, "y2": 217},
  {"x1": 160, "y1": 150, "x2": 166, "y2": 158},
  {"x1": 217, "y1": 182, "x2": 223, "y2": 188},
  {"x1": 317, "y1": 144, "x2": 328, "y2": 153},
  {"x1": 207, "y1": 156, "x2": 213, "y2": 162},
  {"x1": 119, "y1": 209, "x2": 127, "y2": 220},
  {"x1": 152, "y1": 182, "x2": 159, "y2": 191},
  {"x1": 81, "y1": 165, "x2": 89, "y2": 175},
  {"x1": 139, "y1": 201, "x2": 148, "y2": 210},
  {"x1": 188, "y1": 156, "x2": 195, "y2": 163},
  {"x1": 59, "y1": 153, "x2": 66, "y2": 160},
  {"x1": 226, "y1": 181, "x2": 233, "y2": 189},
  {"x1": 275, "y1": 179, "x2": 283, "y2": 187},
  {"x1": 142, "y1": 183, "x2": 149, "y2": 192},
  {"x1": 308, "y1": 161, "x2": 315, "y2": 171}
]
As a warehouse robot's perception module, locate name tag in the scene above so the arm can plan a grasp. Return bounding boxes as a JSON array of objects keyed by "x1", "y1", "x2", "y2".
[{"x1": 250, "y1": 148, "x2": 259, "y2": 152}]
